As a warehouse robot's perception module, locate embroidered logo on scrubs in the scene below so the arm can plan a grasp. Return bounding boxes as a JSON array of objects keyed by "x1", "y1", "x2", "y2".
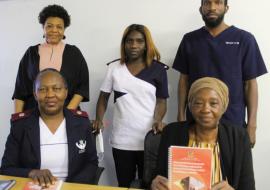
[
  {"x1": 225, "y1": 41, "x2": 240, "y2": 45},
  {"x1": 76, "y1": 140, "x2": 87, "y2": 154}
]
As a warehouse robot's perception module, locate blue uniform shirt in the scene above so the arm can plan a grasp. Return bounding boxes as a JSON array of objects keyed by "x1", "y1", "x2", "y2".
[{"x1": 173, "y1": 26, "x2": 267, "y2": 126}]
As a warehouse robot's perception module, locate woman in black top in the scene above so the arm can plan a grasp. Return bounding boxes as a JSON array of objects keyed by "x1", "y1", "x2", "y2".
[
  {"x1": 151, "y1": 77, "x2": 254, "y2": 190},
  {"x1": 13, "y1": 4, "x2": 89, "y2": 112}
]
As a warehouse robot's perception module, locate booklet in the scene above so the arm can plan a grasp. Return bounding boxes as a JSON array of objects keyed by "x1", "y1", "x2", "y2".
[
  {"x1": 168, "y1": 146, "x2": 212, "y2": 190},
  {"x1": 0, "y1": 180, "x2": 16, "y2": 190},
  {"x1": 23, "y1": 180, "x2": 63, "y2": 190}
]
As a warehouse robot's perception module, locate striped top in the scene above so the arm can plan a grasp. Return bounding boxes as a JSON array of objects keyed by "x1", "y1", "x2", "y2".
[{"x1": 188, "y1": 138, "x2": 223, "y2": 185}]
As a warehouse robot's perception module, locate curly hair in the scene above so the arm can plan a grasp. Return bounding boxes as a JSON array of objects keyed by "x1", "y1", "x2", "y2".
[
  {"x1": 120, "y1": 24, "x2": 160, "y2": 67},
  {"x1": 38, "y1": 4, "x2": 70, "y2": 28}
]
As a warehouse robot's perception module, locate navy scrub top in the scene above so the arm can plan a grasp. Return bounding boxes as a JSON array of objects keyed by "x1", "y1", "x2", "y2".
[{"x1": 173, "y1": 26, "x2": 267, "y2": 126}]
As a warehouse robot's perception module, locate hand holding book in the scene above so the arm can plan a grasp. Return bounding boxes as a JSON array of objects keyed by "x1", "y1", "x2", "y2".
[
  {"x1": 151, "y1": 175, "x2": 169, "y2": 190},
  {"x1": 23, "y1": 180, "x2": 63, "y2": 190},
  {"x1": 168, "y1": 146, "x2": 212, "y2": 190},
  {"x1": 28, "y1": 169, "x2": 57, "y2": 188},
  {"x1": 212, "y1": 180, "x2": 234, "y2": 190}
]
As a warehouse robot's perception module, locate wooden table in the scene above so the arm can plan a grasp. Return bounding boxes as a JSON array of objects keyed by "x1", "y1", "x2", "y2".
[{"x1": 0, "y1": 175, "x2": 131, "y2": 190}]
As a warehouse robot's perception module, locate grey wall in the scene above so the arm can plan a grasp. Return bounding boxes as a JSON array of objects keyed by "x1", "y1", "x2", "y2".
[{"x1": 0, "y1": 0, "x2": 269, "y2": 188}]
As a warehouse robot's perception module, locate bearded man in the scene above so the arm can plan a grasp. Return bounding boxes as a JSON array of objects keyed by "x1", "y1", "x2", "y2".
[{"x1": 173, "y1": 0, "x2": 267, "y2": 148}]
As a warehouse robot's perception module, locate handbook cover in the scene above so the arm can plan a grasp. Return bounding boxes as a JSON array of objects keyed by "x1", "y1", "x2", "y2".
[{"x1": 168, "y1": 146, "x2": 212, "y2": 190}]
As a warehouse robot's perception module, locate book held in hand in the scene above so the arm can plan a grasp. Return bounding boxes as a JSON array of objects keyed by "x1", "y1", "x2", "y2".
[
  {"x1": 0, "y1": 180, "x2": 16, "y2": 190},
  {"x1": 23, "y1": 180, "x2": 63, "y2": 190},
  {"x1": 168, "y1": 146, "x2": 212, "y2": 190}
]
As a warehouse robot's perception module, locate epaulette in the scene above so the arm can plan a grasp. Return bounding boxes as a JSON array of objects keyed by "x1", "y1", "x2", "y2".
[
  {"x1": 106, "y1": 58, "x2": 120, "y2": 66},
  {"x1": 70, "y1": 109, "x2": 89, "y2": 118},
  {"x1": 11, "y1": 109, "x2": 33, "y2": 122},
  {"x1": 154, "y1": 60, "x2": 169, "y2": 70}
]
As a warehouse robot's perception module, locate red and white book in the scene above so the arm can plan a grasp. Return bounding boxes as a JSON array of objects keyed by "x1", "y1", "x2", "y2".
[{"x1": 168, "y1": 146, "x2": 212, "y2": 190}]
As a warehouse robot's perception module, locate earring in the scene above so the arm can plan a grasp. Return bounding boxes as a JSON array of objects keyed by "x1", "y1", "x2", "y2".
[
  {"x1": 63, "y1": 35, "x2": 66, "y2": 40},
  {"x1": 43, "y1": 34, "x2": 45, "y2": 38}
]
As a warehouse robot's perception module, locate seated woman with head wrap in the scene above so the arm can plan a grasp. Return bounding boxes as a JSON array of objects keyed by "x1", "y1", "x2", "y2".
[{"x1": 151, "y1": 77, "x2": 255, "y2": 190}]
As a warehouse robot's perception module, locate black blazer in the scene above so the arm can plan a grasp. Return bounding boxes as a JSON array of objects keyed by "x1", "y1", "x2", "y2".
[
  {"x1": 156, "y1": 122, "x2": 255, "y2": 190},
  {"x1": 0, "y1": 108, "x2": 98, "y2": 184}
]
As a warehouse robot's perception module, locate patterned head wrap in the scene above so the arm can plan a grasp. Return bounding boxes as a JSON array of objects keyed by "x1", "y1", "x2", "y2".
[{"x1": 188, "y1": 77, "x2": 229, "y2": 113}]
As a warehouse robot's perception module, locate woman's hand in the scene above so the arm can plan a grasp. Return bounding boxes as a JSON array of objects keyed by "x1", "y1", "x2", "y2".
[
  {"x1": 152, "y1": 121, "x2": 166, "y2": 134},
  {"x1": 151, "y1": 175, "x2": 169, "y2": 190},
  {"x1": 28, "y1": 169, "x2": 57, "y2": 188},
  {"x1": 153, "y1": 98, "x2": 167, "y2": 134},
  {"x1": 92, "y1": 120, "x2": 104, "y2": 135},
  {"x1": 212, "y1": 180, "x2": 234, "y2": 190},
  {"x1": 93, "y1": 91, "x2": 111, "y2": 135}
]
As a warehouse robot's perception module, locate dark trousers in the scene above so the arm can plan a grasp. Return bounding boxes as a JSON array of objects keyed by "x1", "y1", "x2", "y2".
[{"x1": 112, "y1": 148, "x2": 144, "y2": 187}]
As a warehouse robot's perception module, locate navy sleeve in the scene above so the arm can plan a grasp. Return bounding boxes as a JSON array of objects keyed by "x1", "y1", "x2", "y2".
[
  {"x1": 242, "y1": 34, "x2": 267, "y2": 80},
  {"x1": 172, "y1": 35, "x2": 189, "y2": 74},
  {"x1": 156, "y1": 66, "x2": 169, "y2": 99},
  {"x1": 0, "y1": 124, "x2": 32, "y2": 177}
]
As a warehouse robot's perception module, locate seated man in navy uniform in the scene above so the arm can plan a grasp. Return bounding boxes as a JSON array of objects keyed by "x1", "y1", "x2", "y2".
[{"x1": 0, "y1": 68, "x2": 98, "y2": 188}]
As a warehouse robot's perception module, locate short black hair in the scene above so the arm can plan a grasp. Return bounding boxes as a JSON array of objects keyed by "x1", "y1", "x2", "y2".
[
  {"x1": 38, "y1": 4, "x2": 70, "y2": 28},
  {"x1": 201, "y1": 0, "x2": 228, "y2": 6},
  {"x1": 33, "y1": 68, "x2": 68, "y2": 90}
]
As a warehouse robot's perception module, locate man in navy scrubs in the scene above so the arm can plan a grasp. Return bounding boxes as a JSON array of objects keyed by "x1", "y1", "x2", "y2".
[{"x1": 173, "y1": 0, "x2": 267, "y2": 147}]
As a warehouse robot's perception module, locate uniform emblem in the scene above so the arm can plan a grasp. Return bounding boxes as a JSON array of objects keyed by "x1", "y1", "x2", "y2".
[
  {"x1": 19, "y1": 113, "x2": 25, "y2": 117},
  {"x1": 70, "y1": 109, "x2": 89, "y2": 118},
  {"x1": 225, "y1": 41, "x2": 240, "y2": 45},
  {"x1": 11, "y1": 109, "x2": 33, "y2": 122},
  {"x1": 76, "y1": 140, "x2": 86, "y2": 154}
]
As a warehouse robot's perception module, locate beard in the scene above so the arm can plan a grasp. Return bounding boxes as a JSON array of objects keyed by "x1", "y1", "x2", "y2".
[{"x1": 202, "y1": 12, "x2": 225, "y2": 28}]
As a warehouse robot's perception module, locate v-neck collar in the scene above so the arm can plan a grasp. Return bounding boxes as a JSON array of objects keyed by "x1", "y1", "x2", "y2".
[
  {"x1": 124, "y1": 63, "x2": 147, "y2": 78},
  {"x1": 39, "y1": 117, "x2": 66, "y2": 136},
  {"x1": 202, "y1": 25, "x2": 235, "y2": 40}
]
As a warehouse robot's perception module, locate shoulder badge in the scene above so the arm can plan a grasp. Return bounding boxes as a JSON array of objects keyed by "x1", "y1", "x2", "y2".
[
  {"x1": 11, "y1": 110, "x2": 33, "y2": 122},
  {"x1": 106, "y1": 58, "x2": 120, "y2": 66},
  {"x1": 70, "y1": 109, "x2": 89, "y2": 118}
]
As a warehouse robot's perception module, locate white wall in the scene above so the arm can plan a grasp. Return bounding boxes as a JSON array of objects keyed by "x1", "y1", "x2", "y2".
[{"x1": 0, "y1": 0, "x2": 269, "y2": 188}]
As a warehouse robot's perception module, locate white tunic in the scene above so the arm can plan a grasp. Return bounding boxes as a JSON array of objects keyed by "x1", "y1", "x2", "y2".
[
  {"x1": 100, "y1": 61, "x2": 168, "y2": 150},
  {"x1": 40, "y1": 118, "x2": 68, "y2": 181}
]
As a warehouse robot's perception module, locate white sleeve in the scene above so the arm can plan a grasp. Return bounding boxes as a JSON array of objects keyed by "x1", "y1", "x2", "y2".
[{"x1": 100, "y1": 64, "x2": 114, "y2": 93}]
